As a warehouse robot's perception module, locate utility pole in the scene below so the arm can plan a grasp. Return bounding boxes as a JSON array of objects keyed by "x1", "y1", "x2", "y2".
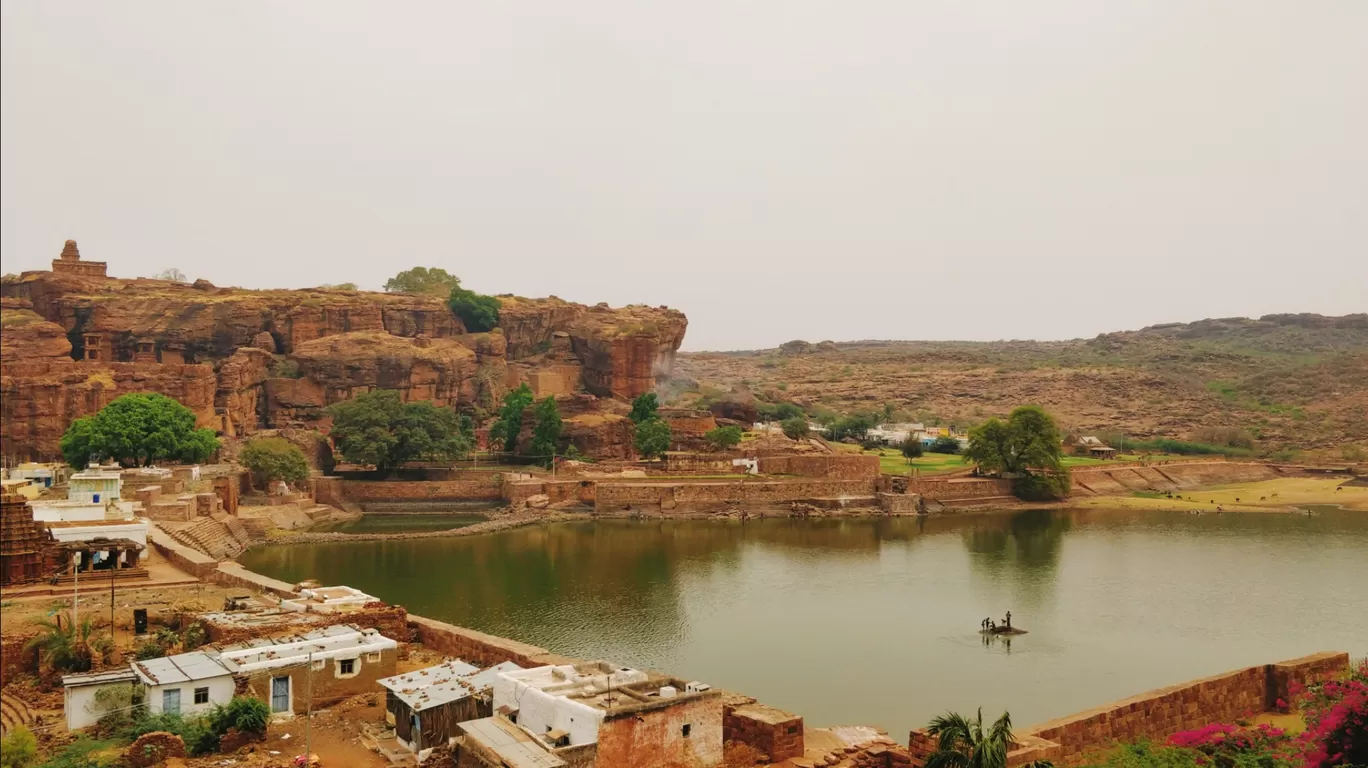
[
  {"x1": 305, "y1": 651, "x2": 314, "y2": 765},
  {"x1": 72, "y1": 552, "x2": 80, "y2": 628}
]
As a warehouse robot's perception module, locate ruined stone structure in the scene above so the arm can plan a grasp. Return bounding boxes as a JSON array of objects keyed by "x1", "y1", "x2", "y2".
[
  {"x1": 50, "y1": 240, "x2": 107, "y2": 278},
  {"x1": 0, "y1": 491, "x2": 60, "y2": 586},
  {"x1": 1, "y1": 242, "x2": 688, "y2": 461}
]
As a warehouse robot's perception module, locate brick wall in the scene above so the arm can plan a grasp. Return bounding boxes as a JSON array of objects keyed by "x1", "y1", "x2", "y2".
[
  {"x1": 598, "y1": 692, "x2": 724, "y2": 768},
  {"x1": 878, "y1": 493, "x2": 922, "y2": 513},
  {"x1": 723, "y1": 702, "x2": 804, "y2": 762},
  {"x1": 408, "y1": 615, "x2": 569, "y2": 668},
  {"x1": 341, "y1": 477, "x2": 503, "y2": 503},
  {"x1": 908, "y1": 652, "x2": 1350, "y2": 767},
  {"x1": 664, "y1": 453, "x2": 738, "y2": 473},
  {"x1": 594, "y1": 479, "x2": 874, "y2": 512},
  {"x1": 759, "y1": 454, "x2": 881, "y2": 481},
  {"x1": 239, "y1": 648, "x2": 396, "y2": 714},
  {"x1": 905, "y1": 477, "x2": 1013, "y2": 500},
  {"x1": 310, "y1": 476, "x2": 344, "y2": 507}
]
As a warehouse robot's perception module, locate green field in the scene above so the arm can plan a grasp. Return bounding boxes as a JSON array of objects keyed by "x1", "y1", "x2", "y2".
[{"x1": 830, "y1": 443, "x2": 968, "y2": 476}]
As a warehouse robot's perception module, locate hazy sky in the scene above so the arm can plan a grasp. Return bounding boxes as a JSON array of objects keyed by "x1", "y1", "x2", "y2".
[{"x1": 3, "y1": 1, "x2": 1364, "y2": 351}]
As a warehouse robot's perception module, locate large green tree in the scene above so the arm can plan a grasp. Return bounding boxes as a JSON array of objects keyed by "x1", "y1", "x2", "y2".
[
  {"x1": 963, "y1": 405, "x2": 1069, "y2": 500},
  {"x1": 239, "y1": 437, "x2": 310, "y2": 488},
  {"x1": 449, "y1": 283, "x2": 501, "y2": 332},
  {"x1": 59, "y1": 393, "x2": 219, "y2": 468},
  {"x1": 490, "y1": 384, "x2": 534, "y2": 451},
  {"x1": 635, "y1": 418, "x2": 672, "y2": 459},
  {"x1": 705, "y1": 426, "x2": 743, "y2": 450},
  {"x1": 384, "y1": 266, "x2": 462, "y2": 296},
  {"x1": 326, "y1": 390, "x2": 467, "y2": 474},
  {"x1": 781, "y1": 416, "x2": 810, "y2": 440},
  {"x1": 628, "y1": 392, "x2": 659, "y2": 424},
  {"x1": 530, "y1": 396, "x2": 563, "y2": 467}
]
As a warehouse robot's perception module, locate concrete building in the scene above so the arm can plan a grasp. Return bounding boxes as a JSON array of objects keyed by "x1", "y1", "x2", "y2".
[
  {"x1": 133, "y1": 651, "x2": 237, "y2": 718},
  {"x1": 61, "y1": 669, "x2": 140, "y2": 731},
  {"x1": 467, "y1": 661, "x2": 723, "y2": 768},
  {"x1": 8, "y1": 463, "x2": 63, "y2": 489},
  {"x1": 217, "y1": 624, "x2": 398, "y2": 716},
  {"x1": 67, "y1": 468, "x2": 124, "y2": 504},
  {"x1": 281, "y1": 585, "x2": 379, "y2": 614},
  {"x1": 379, "y1": 660, "x2": 524, "y2": 757}
]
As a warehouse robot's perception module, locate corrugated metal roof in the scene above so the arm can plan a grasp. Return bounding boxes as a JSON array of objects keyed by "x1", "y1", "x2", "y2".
[
  {"x1": 133, "y1": 651, "x2": 233, "y2": 686},
  {"x1": 377, "y1": 660, "x2": 522, "y2": 712},
  {"x1": 62, "y1": 668, "x2": 138, "y2": 688}
]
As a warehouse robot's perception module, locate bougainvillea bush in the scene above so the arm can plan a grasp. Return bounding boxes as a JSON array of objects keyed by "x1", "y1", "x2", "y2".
[{"x1": 1292, "y1": 658, "x2": 1368, "y2": 768}]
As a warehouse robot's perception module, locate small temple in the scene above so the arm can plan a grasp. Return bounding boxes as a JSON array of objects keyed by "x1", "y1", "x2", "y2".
[{"x1": 51, "y1": 239, "x2": 108, "y2": 278}]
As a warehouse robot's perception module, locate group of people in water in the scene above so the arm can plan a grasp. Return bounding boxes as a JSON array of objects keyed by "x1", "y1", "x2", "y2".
[{"x1": 981, "y1": 611, "x2": 1011, "y2": 632}]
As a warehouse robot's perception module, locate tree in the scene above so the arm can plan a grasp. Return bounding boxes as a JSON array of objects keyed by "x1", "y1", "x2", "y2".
[
  {"x1": 635, "y1": 418, "x2": 672, "y2": 459},
  {"x1": 705, "y1": 426, "x2": 744, "y2": 451},
  {"x1": 901, "y1": 436, "x2": 924, "y2": 461},
  {"x1": 530, "y1": 396, "x2": 563, "y2": 467},
  {"x1": 154, "y1": 267, "x2": 187, "y2": 282},
  {"x1": 757, "y1": 401, "x2": 804, "y2": 422},
  {"x1": 628, "y1": 392, "x2": 660, "y2": 424},
  {"x1": 0, "y1": 725, "x2": 37, "y2": 768},
  {"x1": 316, "y1": 282, "x2": 358, "y2": 290},
  {"x1": 385, "y1": 266, "x2": 462, "y2": 296},
  {"x1": 327, "y1": 390, "x2": 467, "y2": 474},
  {"x1": 930, "y1": 436, "x2": 962, "y2": 454},
  {"x1": 59, "y1": 393, "x2": 220, "y2": 468},
  {"x1": 239, "y1": 438, "x2": 310, "y2": 488},
  {"x1": 781, "y1": 416, "x2": 809, "y2": 440},
  {"x1": 25, "y1": 617, "x2": 103, "y2": 674},
  {"x1": 490, "y1": 384, "x2": 534, "y2": 451},
  {"x1": 827, "y1": 413, "x2": 875, "y2": 442},
  {"x1": 449, "y1": 284, "x2": 501, "y2": 332},
  {"x1": 963, "y1": 406, "x2": 1069, "y2": 500},
  {"x1": 924, "y1": 709, "x2": 1052, "y2": 768}
]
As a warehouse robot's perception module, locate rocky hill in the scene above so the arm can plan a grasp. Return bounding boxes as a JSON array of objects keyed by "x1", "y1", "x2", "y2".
[
  {"x1": 674, "y1": 314, "x2": 1368, "y2": 453},
  {"x1": 0, "y1": 241, "x2": 686, "y2": 461}
]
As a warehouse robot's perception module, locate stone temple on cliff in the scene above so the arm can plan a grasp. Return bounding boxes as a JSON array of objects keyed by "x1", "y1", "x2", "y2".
[{"x1": 51, "y1": 239, "x2": 107, "y2": 278}]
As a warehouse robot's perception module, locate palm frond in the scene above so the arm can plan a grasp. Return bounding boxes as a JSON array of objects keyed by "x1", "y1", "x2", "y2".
[{"x1": 925, "y1": 749, "x2": 971, "y2": 768}]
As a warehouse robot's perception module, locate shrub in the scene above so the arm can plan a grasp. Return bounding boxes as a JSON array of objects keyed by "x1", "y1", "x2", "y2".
[
  {"x1": 929, "y1": 436, "x2": 961, "y2": 454},
  {"x1": 628, "y1": 392, "x2": 660, "y2": 424},
  {"x1": 1013, "y1": 472, "x2": 1071, "y2": 502},
  {"x1": 0, "y1": 725, "x2": 37, "y2": 768},
  {"x1": 239, "y1": 437, "x2": 310, "y2": 488},
  {"x1": 448, "y1": 285, "x2": 501, "y2": 332},
  {"x1": 781, "y1": 417, "x2": 809, "y2": 440},
  {"x1": 208, "y1": 696, "x2": 270, "y2": 739},
  {"x1": 635, "y1": 418, "x2": 672, "y2": 459},
  {"x1": 705, "y1": 426, "x2": 743, "y2": 451}
]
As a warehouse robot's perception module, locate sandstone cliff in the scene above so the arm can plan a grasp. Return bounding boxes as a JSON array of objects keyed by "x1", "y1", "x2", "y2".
[{"x1": 1, "y1": 249, "x2": 688, "y2": 460}]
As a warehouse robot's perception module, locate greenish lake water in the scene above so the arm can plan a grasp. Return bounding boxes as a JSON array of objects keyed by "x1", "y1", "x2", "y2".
[{"x1": 238, "y1": 508, "x2": 1368, "y2": 736}]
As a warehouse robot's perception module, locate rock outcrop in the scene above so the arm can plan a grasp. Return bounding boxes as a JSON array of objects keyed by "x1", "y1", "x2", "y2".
[{"x1": 1, "y1": 245, "x2": 688, "y2": 459}]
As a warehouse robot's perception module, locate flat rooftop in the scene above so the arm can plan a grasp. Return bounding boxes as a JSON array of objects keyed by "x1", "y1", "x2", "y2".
[{"x1": 461, "y1": 717, "x2": 566, "y2": 768}]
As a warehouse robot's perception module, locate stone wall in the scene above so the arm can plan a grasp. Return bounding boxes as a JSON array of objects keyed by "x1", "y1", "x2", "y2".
[
  {"x1": 239, "y1": 649, "x2": 396, "y2": 715},
  {"x1": 904, "y1": 477, "x2": 1014, "y2": 500},
  {"x1": 341, "y1": 476, "x2": 503, "y2": 503},
  {"x1": 878, "y1": 492, "x2": 923, "y2": 514},
  {"x1": 908, "y1": 652, "x2": 1350, "y2": 767},
  {"x1": 594, "y1": 479, "x2": 874, "y2": 512},
  {"x1": 723, "y1": 701, "x2": 804, "y2": 763},
  {"x1": 759, "y1": 454, "x2": 881, "y2": 481},
  {"x1": 408, "y1": 615, "x2": 569, "y2": 668},
  {"x1": 598, "y1": 691, "x2": 724, "y2": 768}
]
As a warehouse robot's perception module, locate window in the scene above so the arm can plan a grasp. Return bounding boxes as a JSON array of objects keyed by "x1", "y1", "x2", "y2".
[
  {"x1": 339, "y1": 658, "x2": 356, "y2": 675},
  {"x1": 366, "y1": 652, "x2": 381, "y2": 663},
  {"x1": 312, "y1": 659, "x2": 325, "y2": 671},
  {"x1": 162, "y1": 688, "x2": 181, "y2": 715},
  {"x1": 787, "y1": 725, "x2": 799, "y2": 735},
  {"x1": 193, "y1": 687, "x2": 209, "y2": 705},
  {"x1": 682, "y1": 724, "x2": 692, "y2": 738}
]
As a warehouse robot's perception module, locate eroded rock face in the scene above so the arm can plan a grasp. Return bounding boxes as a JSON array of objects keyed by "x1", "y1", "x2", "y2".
[
  {"x1": 0, "y1": 360, "x2": 217, "y2": 461},
  {"x1": 1, "y1": 258, "x2": 688, "y2": 459}
]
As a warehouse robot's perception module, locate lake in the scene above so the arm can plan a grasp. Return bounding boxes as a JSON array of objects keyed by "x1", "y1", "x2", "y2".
[
  {"x1": 237, "y1": 508, "x2": 1368, "y2": 736},
  {"x1": 309, "y1": 512, "x2": 491, "y2": 534}
]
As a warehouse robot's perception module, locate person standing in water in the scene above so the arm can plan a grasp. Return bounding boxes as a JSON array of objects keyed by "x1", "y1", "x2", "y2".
[{"x1": 1005, "y1": 611, "x2": 1012, "y2": 629}]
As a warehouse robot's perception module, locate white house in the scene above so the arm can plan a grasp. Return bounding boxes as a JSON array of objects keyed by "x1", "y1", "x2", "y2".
[
  {"x1": 10, "y1": 463, "x2": 60, "y2": 489},
  {"x1": 215, "y1": 624, "x2": 398, "y2": 715},
  {"x1": 67, "y1": 468, "x2": 124, "y2": 504},
  {"x1": 28, "y1": 467, "x2": 147, "y2": 562},
  {"x1": 492, "y1": 662, "x2": 651, "y2": 749},
  {"x1": 61, "y1": 669, "x2": 139, "y2": 730},
  {"x1": 280, "y1": 585, "x2": 378, "y2": 614},
  {"x1": 132, "y1": 651, "x2": 237, "y2": 718}
]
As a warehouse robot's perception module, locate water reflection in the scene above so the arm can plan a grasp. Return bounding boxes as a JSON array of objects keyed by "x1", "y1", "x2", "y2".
[{"x1": 238, "y1": 509, "x2": 1368, "y2": 737}]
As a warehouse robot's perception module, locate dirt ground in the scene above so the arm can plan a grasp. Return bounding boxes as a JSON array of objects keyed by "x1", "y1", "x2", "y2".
[{"x1": 1072, "y1": 476, "x2": 1366, "y2": 513}]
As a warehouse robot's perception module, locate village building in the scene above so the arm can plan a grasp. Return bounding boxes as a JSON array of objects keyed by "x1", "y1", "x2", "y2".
[
  {"x1": 1, "y1": 477, "x2": 43, "y2": 500},
  {"x1": 27, "y1": 465, "x2": 148, "y2": 563},
  {"x1": 8, "y1": 462, "x2": 65, "y2": 489},
  {"x1": 461, "y1": 661, "x2": 723, "y2": 768},
  {"x1": 379, "y1": 660, "x2": 524, "y2": 757},
  {"x1": 61, "y1": 668, "x2": 141, "y2": 731},
  {"x1": 133, "y1": 651, "x2": 237, "y2": 718},
  {"x1": 1070, "y1": 435, "x2": 1119, "y2": 459},
  {"x1": 281, "y1": 585, "x2": 379, "y2": 613},
  {"x1": 217, "y1": 624, "x2": 398, "y2": 715}
]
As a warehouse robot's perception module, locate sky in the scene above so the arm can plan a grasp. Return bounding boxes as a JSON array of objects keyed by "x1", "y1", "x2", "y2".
[{"x1": 2, "y1": 1, "x2": 1364, "y2": 351}]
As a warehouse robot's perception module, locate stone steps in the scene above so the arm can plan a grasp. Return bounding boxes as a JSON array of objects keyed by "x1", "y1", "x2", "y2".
[
  {"x1": 0, "y1": 692, "x2": 36, "y2": 735},
  {"x1": 169, "y1": 516, "x2": 247, "y2": 560}
]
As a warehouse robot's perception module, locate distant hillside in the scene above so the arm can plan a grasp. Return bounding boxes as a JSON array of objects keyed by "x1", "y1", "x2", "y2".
[{"x1": 673, "y1": 314, "x2": 1368, "y2": 454}]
